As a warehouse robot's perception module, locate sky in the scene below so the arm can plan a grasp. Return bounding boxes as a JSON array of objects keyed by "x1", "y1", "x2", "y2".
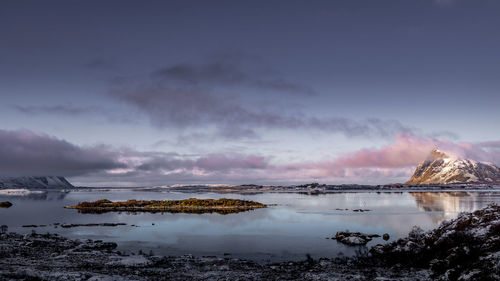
[{"x1": 1, "y1": 0, "x2": 499, "y2": 186}]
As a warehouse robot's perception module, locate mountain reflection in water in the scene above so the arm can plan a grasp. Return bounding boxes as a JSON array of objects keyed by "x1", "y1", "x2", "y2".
[{"x1": 410, "y1": 192, "x2": 495, "y2": 224}]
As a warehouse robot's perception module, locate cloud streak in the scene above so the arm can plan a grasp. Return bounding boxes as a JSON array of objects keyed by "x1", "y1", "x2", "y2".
[
  {"x1": 15, "y1": 105, "x2": 102, "y2": 116},
  {"x1": 14, "y1": 104, "x2": 137, "y2": 123},
  {"x1": 151, "y1": 59, "x2": 315, "y2": 96}
]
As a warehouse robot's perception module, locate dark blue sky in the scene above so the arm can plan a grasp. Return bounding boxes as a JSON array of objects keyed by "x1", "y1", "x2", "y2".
[{"x1": 1, "y1": 0, "x2": 499, "y2": 186}]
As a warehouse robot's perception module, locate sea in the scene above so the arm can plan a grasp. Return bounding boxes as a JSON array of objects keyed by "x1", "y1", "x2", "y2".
[{"x1": 1, "y1": 188, "x2": 499, "y2": 262}]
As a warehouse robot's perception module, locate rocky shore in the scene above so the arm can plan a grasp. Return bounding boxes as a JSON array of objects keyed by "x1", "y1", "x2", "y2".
[
  {"x1": 0, "y1": 205, "x2": 498, "y2": 281},
  {"x1": 370, "y1": 204, "x2": 500, "y2": 281}
]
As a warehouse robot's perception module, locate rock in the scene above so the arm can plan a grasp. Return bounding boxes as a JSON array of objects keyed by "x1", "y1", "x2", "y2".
[
  {"x1": 0, "y1": 201, "x2": 12, "y2": 208},
  {"x1": 370, "y1": 204, "x2": 500, "y2": 281},
  {"x1": 334, "y1": 231, "x2": 373, "y2": 246},
  {"x1": 60, "y1": 223, "x2": 127, "y2": 228},
  {"x1": 0, "y1": 231, "x2": 432, "y2": 280},
  {"x1": 352, "y1": 209, "x2": 371, "y2": 212},
  {"x1": 383, "y1": 233, "x2": 390, "y2": 240}
]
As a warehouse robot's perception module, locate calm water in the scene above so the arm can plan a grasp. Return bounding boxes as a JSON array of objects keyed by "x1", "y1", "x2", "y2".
[{"x1": 1, "y1": 189, "x2": 499, "y2": 262}]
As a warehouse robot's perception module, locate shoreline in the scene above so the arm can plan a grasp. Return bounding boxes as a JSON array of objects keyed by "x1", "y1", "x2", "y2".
[
  {"x1": 0, "y1": 232, "x2": 429, "y2": 281},
  {"x1": 2, "y1": 186, "x2": 499, "y2": 195},
  {"x1": 1, "y1": 204, "x2": 498, "y2": 280}
]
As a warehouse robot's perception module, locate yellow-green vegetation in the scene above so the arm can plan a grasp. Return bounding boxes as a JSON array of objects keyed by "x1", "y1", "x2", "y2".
[
  {"x1": 0, "y1": 201, "x2": 13, "y2": 208},
  {"x1": 65, "y1": 198, "x2": 267, "y2": 214}
]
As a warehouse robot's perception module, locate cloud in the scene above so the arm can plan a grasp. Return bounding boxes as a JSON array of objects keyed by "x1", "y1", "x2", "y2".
[
  {"x1": 260, "y1": 133, "x2": 500, "y2": 185},
  {"x1": 0, "y1": 129, "x2": 125, "y2": 177},
  {"x1": 14, "y1": 104, "x2": 137, "y2": 123},
  {"x1": 79, "y1": 134, "x2": 500, "y2": 186},
  {"x1": 332, "y1": 133, "x2": 436, "y2": 168},
  {"x1": 151, "y1": 57, "x2": 315, "y2": 96},
  {"x1": 112, "y1": 80, "x2": 413, "y2": 139},
  {"x1": 475, "y1": 141, "x2": 500, "y2": 149},
  {"x1": 328, "y1": 133, "x2": 500, "y2": 170},
  {"x1": 6, "y1": 129, "x2": 496, "y2": 187},
  {"x1": 135, "y1": 153, "x2": 268, "y2": 172},
  {"x1": 0, "y1": 129, "x2": 270, "y2": 181},
  {"x1": 13, "y1": 54, "x2": 415, "y2": 141},
  {"x1": 15, "y1": 105, "x2": 102, "y2": 116},
  {"x1": 107, "y1": 53, "x2": 414, "y2": 139}
]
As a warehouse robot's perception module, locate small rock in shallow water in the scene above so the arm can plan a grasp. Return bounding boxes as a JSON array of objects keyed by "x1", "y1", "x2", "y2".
[
  {"x1": 0, "y1": 201, "x2": 13, "y2": 208},
  {"x1": 383, "y1": 233, "x2": 390, "y2": 240},
  {"x1": 334, "y1": 231, "x2": 374, "y2": 246}
]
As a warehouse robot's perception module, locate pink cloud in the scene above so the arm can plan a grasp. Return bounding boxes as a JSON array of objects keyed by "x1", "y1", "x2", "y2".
[
  {"x1": 260, "y1": 133, "x2": 500, "y2": 184},
  {"x1": 326, "y1": 133, "x2": 500, "y2": 170},
  {"x1": 71, "y1": 132, "x2": 500, "y2": 186},
  {"x1": 332, "y1": 133, "x2": 436, "y2": 168}
]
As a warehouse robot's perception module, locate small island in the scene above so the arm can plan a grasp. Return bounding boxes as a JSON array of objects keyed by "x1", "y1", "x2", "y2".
[
  {"x1": 0, "y1": 201, "x2": 13, "y2": 208},
  {"x1": 65, "y1": 198, "x2": 267, "y2": 214}
]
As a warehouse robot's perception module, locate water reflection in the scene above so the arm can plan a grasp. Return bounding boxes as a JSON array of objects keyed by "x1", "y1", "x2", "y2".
[
  {"x1": 0, "y1": 190, "x2": 69, "y2": 201},
  {"x1": 73, "y1": 208, "x2": 258, "y2": 215},
  {"x1": 410, "y1": 192, "x2": 498, "y2": 224},
  {"x1": 1, "y1": 189, "x2": 499, "y2": 262}
]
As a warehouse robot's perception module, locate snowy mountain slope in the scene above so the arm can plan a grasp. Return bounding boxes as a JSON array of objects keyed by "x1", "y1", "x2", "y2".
[
  {"x1": 406, "y1": 149, "x2": 500, "y2": 185},
  {"x1": 0, "y1": 176, "x2": 74, "y2": 189}
]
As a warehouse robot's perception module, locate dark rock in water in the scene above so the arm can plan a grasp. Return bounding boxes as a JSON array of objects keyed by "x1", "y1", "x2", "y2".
[
  {"x1": 60, "y1": 223, "x2": 127, "y2": 228},
  {"x1": 0, "y1": 201, "x2": 13, "y2": 208},
  {"x1": 352, "y1": 209, "x2": 371, "y2": 212},
  {"x1": 382, "y1": 233, "x2": 390, "y2": 240},
  {"x1": 334, "y1": 231, "x2": 373, "y2": 246}
]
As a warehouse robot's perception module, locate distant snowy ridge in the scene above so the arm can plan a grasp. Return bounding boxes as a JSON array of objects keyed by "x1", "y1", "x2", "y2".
[
  {"x1": 0, "y1": 176, "x2": 74, "y2": 189},
  {"x1": 407, "y1": 149, "x2": 500, "y2": 185}
]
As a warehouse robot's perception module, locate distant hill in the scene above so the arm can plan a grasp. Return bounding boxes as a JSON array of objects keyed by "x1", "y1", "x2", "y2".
[
  {"x1": 406, "y1": 149, "x2": 500, "y2": 185},
  {"x1": 0, "y1": 176, "x2": 74, "y2": 189}
]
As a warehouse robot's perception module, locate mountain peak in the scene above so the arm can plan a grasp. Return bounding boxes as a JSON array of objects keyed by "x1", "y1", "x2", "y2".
[
  {"x1": 407, "y1": 150, "x2": 500, "y2": 185},
  {"x1": 427, "y1": 149, "x2": 450, "y2": 161}
]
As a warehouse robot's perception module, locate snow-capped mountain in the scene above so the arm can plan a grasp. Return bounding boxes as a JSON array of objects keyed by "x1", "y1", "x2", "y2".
[
  {"x1": 0, "y1": 176, "x2": 74, "y2": 189},
  {"x1": 406, "y1": 149, "x2": 500, "y2": 185}
]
